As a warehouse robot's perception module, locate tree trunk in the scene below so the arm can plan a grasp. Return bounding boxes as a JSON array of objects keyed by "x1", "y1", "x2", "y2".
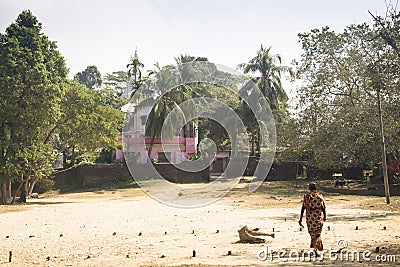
[
  {"x1": 251, "y1": 132, "x2": 255, "y2": 156},
  {"x1": 7, "y1": 180, "x2": 11, "y2": 201},
  {"x1": 28, "y1": 177, "x2": 37, "y2": 195},
  {"x1": 147, "y1": 127, "x2": 157, "y2": 161},
  {"x1": 377, "y1": 88, "x2": 390, "y2": 204},
  {"x1": 1, "y1": 180, "x2": 12, "y2": 204},
  {"x1": 70, "y1": 146, "x2": 76, "y2": 167},
  {"x1": 62, "y1": 151, "x2": 67, "y2": 169},
  {"x1": 18, "y1": 178, "x2": 29, "y2": 203},
  {"x1": 0, "y1": 182, "x2": 6, "y2": 205},
  {"x1": 256, "y1": 128, "x2": 261, "y2": 156},
  {"x1": 11, "y1": 175, "x2": 24, "y2": 204}
]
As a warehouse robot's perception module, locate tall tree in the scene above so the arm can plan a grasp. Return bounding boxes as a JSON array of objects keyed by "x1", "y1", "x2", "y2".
[
  {"x1": 238, "y1": 45, "x2": 293, "y2": 114},
  {"x1": 369, "y1": 4, "x2": 400, "y2": 60},
  {"x1": 102, "y1": 71, "x2": 129, "y2": 110},
  {"x1": 0, "y1": 11, "x2": 124, "y2": 204},
  {"x1": 295, "y1": 23, "x2": 399, "y2": 203},
  {"x1": 53, "y1": 81, "x2": 123, "y2": 167},
  {"x1": 238, "y1": 45, "x2": 292, "y2": 155},
  {"x1": 143, "y1": 56, "x2": 214, "y2": 158},
  {"x1": 0, "y1": 10, "x2": 67, "y2": 203},
  {"x1": 126, "y1": 54, "x2": 145, "y2": 98},
  {"x1": 144, "y1": 67, "x2": 194, "y2": 158},
  {"x1": 174, "y1": 54, "x2": 208, "y2": 65},
  {"x1": 74, "y1": 65, "x2": 102, "y2": 89},
  {"x1": 103, "y1": 70, "x2": 128, "y2": 96}
]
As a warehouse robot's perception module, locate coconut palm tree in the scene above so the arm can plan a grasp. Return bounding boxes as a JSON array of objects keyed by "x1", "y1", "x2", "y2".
[
  {"x1": 238, "y1": 44, "x2": 293, "y2": 111},
  {"x1": 126, "y1": 54, "x2": 145, "y2": 98},
  {"x1": 145, "y1": 57, "x2": 210, "y2": 158},
  {"x1": 145, "y1": 83, "x2": 193, "y2": 158},
  {"x1": 238, "y1": 45, "x2": 293, "y2": 155}
]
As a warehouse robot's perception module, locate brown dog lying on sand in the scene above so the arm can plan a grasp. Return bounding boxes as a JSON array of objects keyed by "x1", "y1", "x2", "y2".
[{"x1": 238, "y1": 225, "x2": 275, "y2": 243}]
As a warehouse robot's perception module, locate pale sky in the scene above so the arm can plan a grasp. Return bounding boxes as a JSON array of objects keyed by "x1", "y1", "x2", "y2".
[{"x1": 0, "y1": 0, "x2": 389, "y2": 94}]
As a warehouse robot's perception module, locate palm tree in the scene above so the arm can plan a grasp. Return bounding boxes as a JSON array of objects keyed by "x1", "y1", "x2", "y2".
[
  {"x1": 145, "y1": 83, "x2": 193, "y2": 158},
  {"x1": 238, "y1": 44, "x2": 293, "y2": 111},
  {"x1": 238, "y1": 45, "x2": 293, "y2": 155},
  {"x1": 174, "y1": 54, "x2": 208, "y2": 65},
  {"x1": 145, "y1": 57, "x2": 209, "y2": 158},
  {"x1": 126, "y1": 54, "x2": 145, "y2": 98}
]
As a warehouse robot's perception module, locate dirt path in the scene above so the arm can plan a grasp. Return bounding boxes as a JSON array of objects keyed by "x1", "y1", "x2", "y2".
[{"x1": 0, "y1": 182, "x2": 399, "y2": 266}]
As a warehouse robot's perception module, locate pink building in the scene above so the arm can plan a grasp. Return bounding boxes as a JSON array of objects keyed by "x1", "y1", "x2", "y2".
[{"x1": 116, "y1": 102, "x2": 198, "y2": 164}]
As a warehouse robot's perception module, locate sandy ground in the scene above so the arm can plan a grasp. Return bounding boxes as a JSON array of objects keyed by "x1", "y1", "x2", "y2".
[{"x1": 0, "y1": 180, "x2": 399, "y2": 266}]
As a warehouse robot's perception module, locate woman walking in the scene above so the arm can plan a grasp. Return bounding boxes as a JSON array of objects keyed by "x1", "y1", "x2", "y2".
[{"x1": 299, "y1": 182, "x2": 326, "y2": 252}]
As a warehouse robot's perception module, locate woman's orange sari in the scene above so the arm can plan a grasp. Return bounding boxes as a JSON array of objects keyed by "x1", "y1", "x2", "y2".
[{"x1": 303, "y1": 190, "x2": 325, "y2": 251}]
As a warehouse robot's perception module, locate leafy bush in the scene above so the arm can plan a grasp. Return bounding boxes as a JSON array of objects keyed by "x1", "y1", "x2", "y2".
[
  {"x1": 188, "y1": 152, "x2": 201, "y2": 161},
  {"x1": 34, "y1": 178, "x2": 55, "y2": 193}
]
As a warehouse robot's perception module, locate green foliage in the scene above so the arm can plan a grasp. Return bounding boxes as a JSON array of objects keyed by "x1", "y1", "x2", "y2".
[
  {"x1": 100, "y1": 86, "x2": 129, "y2": 112},
  {"x1": 0, "y1": 10, "x2": 67, "y2": 200},
  {"x1": 0, "y1": 11, "x2": 124, "y2": 202},
  {"x1": 141, "y1": 58, "x2": 245, "y2": 155},
  {"x1": 145, "y1": 84, "x2": 194, "y2": 139},
  {"x1": 289, "y1": 19, "x2": 400, "y2": 171},
  {"x1": 174, "y1": 54, "x2": 208, "y2": 65},
  {"x1": 201, "y1": 119, "x2": 230, "y2": 151},
  {"x1": 188, "y1": 152, "x2": 201, "y2": 161},
  {"x1": 74, "y1": 65, "x2": 102, "y2": 89},
  {"x1": 238, "y1": 45, "x2": 292, "y2": 156},
  {"x1": 35, "y1": 178, "x2": 55, "y2": 193},
  {"x1": 127, "y1": 56, "x2": 146, "y2": 97},
  {"x1": 54, "y1": 81, "x2": 124, "y2": 167},
  {"x1": 103, "y1": 70, "x2": 129, "y2": 96},
  {"x1": 238, "y1": 44, "x2": 293, "y2": 115},
  {"x1": 370, "y1": 6, "x2": 400, "y2": 60}
]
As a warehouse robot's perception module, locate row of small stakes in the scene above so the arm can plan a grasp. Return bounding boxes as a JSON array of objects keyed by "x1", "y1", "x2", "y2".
[{"x1": 5, "y1": 225, "x2": 389, "y2": 263}]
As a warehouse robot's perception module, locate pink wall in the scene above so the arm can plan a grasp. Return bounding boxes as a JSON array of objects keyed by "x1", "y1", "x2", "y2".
[{"x1": 116, "y1": 136, "x2": 197, "y2": 164}]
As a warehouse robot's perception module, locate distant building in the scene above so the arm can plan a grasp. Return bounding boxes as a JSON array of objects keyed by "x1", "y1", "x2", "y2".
[
  {"x1": 116, "y1": 48, "x2": 198, "y2": 163},
  {"x1": 116, "y1": 99, "x2": 198, "y2": 164}
]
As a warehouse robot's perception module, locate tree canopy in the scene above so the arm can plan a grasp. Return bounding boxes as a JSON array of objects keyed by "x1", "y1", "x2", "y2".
[
  {"x1": 74, "y1": 65, "x2": 102, "y2": 89},
  {"x1": 238, "y1": 44, "x2": 293, "y2": 118},
  {"x1": 0, "y1": 11, "x2": 123, "y2": 204},
  {"x1": 282, "y1": 17, "x2": 400, "y2": 178}
]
